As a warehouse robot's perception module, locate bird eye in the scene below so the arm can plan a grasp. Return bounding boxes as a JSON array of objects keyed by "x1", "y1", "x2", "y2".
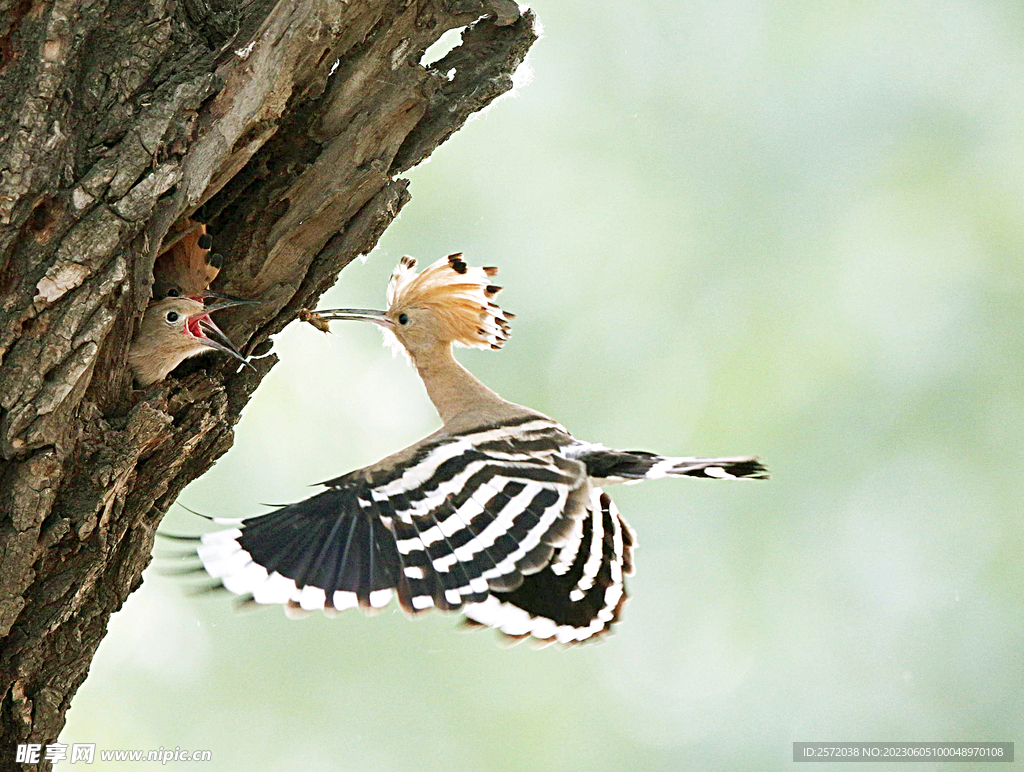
[
  {"x1": 167, "y1": 288, "x2": 180, "y2": 297},
  {"x1": 166, "y1": 311, "x2": 179, "y2": 322},
  {"x1": 398, "y1": 313, "x2": 409, "y2": 326}
]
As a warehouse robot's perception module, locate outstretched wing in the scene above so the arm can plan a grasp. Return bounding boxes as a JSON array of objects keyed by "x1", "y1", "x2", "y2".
[
  {"x1": 461, "y1": 489, "x2": 636, "y2": 645},
  {"x1": 196, "y1": 417, "x2": 589, "y2": 616}
]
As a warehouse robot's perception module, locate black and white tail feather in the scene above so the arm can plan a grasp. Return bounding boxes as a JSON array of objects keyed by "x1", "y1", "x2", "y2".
[
  {"x1": 183, "y1": 415, "x2": 766, "y2": 645},
  {"x1": 568, "y1": 445, "x2": 770, "y2": 485}
]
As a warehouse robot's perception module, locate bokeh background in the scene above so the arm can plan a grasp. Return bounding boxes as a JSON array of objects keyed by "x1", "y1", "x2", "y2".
[{"x1": 63, "y1": 1, "x2": 1023, "y2": 769}]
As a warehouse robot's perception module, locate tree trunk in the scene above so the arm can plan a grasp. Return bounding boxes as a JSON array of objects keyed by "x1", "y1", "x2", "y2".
[{"x1": 0, "y1": 0, "x2": 535, "y2": 766}]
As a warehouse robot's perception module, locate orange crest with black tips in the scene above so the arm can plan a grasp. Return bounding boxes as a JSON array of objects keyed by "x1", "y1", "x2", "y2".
[
  {"x1": 387, "y1": 254, "x2": 514, "y2": 349},
  {"x1": 153, "y1": 219, "x2": 220, "y2": 299}
]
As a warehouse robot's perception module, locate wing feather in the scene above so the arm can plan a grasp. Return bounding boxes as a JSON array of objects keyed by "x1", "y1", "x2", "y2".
[
  {"x1": 462, "y1": 490, "x2": 636, "y2": 645},
  {"x1": 193, "y1": 419, "x2": 586, "y2": 623}
]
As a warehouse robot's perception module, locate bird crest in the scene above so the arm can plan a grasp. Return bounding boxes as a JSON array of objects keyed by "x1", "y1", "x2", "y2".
[
  {"x1": 386, "y1": 253, "x2": 514, "y2": 350},
  {"x1": 153, "y1": 219, "x2": 221, "y2": 300}
]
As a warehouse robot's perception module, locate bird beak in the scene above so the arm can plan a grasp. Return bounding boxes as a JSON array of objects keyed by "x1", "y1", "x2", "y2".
[
  {"x1": 201, "y1": 292, "x2": 261, "y2": 311},
  {"x1": 312, "y1": 308, "x2": 394, "y2": 328},
  {"x1": 189, "y1": 312, "x2": 254, "y2": 370}
]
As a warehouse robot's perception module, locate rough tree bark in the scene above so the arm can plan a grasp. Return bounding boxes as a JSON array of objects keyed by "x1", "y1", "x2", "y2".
[{"x1": 0, "y1": 0, "x2": 535, "y2": 766}]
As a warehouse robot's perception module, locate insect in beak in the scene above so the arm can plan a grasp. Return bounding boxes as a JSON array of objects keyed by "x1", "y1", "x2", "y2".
[{"x1": 311, "y1": 308, "x2": 394, "y2": 329}]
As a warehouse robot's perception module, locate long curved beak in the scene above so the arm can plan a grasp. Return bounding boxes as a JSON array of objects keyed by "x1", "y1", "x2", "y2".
[
  {"x1": 194, "y1": 316, "x2": 255, "y2": 370},
  {"x1": 202, "y1": 293, "x2": 261, "y2": 311},
  {"x1": 313, "y1": 308, "x2": 394, "y2": 328}
]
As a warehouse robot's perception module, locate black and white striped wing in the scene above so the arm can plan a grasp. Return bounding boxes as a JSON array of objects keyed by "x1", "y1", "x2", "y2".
[
  {"x1": 198, "y1": 482, "x2": 404, "y2": 613},
  {"x1": 196, "y1": 418, "x2": 588, "y2": 617},
  {"x1": 462, "y1": 489, "x2": 636, "y2": 645}
]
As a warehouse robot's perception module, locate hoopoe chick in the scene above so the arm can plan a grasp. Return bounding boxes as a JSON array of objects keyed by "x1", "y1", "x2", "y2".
[
  {"x1": 153, "y1": 218, "x2": 256, "y2": 307},
  {"x1": 153, "y1": 219, "x2": 222, "y2": 301},
  {"x1": 190, "y1": 254, "x2": 767, "y2": 646},
  {"x1": 129, "y1": 297, "x2": 251, "y2": 387}
]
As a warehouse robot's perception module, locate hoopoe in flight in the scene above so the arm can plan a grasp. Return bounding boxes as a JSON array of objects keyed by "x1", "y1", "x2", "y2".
[
  {"x1": 190, "y1": 254, "x2": 767, "y2": 645},
  {"x1": 129, "y1": 219, "x2": 257, "y2": 386}
]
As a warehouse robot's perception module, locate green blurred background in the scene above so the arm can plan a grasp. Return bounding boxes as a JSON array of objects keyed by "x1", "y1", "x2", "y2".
[{"x1": 63, "y1": 1, "x2": 1023, "y2": 769}]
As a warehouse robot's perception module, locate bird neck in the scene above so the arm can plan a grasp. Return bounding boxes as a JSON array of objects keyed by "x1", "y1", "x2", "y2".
[
  {"x1": 128, "y1": 338, "x2": 205, "y2": 387},
  {"x1": 411, "y1": 344, "x2": 507, "y2": 425}
]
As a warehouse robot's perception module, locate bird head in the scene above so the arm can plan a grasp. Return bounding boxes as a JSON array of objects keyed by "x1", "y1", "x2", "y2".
[
  {"x1": 152, "y1": 227, "x2": 258, "y2": 307},
  {"x1": 313, "y1": 254, "x2": 514, "y2": 357},
  {"x1": 128, "y1": 297, "x2": 251, "y2": 386}
]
